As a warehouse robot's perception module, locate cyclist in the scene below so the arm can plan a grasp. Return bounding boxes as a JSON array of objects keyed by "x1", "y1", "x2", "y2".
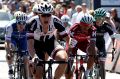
[
  {"x1": 61, "y1": 14, "x2": 72, "y2": 29},
  {"x1": 60, "y1": 14, "x2": 72, "y2": 50},
  {"x1": 67, "y1": 15, "x2": 97, "y2": 79},
  {"x1": 94, "y1": 8, "x2": 115, "y2": 78},
  {"x1": 27, "y1": 1, "x2": 68, "y2": 79},
  {"x1": 5, "y1": 11, "x2": 30, "y2": 78}
]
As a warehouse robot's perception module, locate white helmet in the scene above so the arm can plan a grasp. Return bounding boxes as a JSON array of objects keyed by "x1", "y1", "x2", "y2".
[
  {"x1": 14, "y1": 11, "x2": 28, "y2": 22},
  {"x1": 37, "y1": 2, "x2": 54, "y2": 14},
  {"x1": 61, "y1": 15, "x2": 70, "y2": 23}
]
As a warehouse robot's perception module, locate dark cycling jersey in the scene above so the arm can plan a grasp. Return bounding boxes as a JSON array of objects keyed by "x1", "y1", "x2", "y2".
[{"x1": 94, "y1": 22, "x2": 114, "y2": 57}]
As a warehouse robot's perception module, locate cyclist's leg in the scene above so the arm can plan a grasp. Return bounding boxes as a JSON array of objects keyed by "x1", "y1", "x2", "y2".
[
  {"x1": 27, "y1": 39, "x2": 36, "y2": 78},
  {"x1": 5, "y1": 40, "x2": 17, "y2": 76},
  {"x1": 51, "y1": 42, "x2": 68, "y2": 79},
  {"x1": 65, "y1": 47, "x2": 77, "y2": 79},
  {"x1": 98, "y1": 46, "x2": 106, "y2": 79},
  {"x1": 31, "y1": 40, "x2": 45, "y2": 79},
  {"x1": 82, "y1": 41, "x2": 97, "y2": 78}
]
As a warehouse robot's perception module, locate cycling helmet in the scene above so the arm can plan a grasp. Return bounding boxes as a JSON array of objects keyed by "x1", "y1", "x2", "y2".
[
  {"x1": 94, "y1": 8, "x2": 107, "y2": 18},
  {"x1": 14, "y1": 11, "x2": 28, "y2": 22},
  {"x1": 37, "y1": 2, "x2": 54, "y2": 14},
  {"x1": 80, "y1": 15, "x2": 94, "y2": 25},
  {"x1": 61, "y1": 15, "x2": 70, "y2": 23}
]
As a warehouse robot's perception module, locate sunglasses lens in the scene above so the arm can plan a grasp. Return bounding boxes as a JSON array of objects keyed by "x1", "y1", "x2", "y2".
[
  {"x1": 17, "y1": 21, "x2": 26, "y2": 25},
  {"x1": 41, "y1": 14, "x2": 51, "y2": 17}
]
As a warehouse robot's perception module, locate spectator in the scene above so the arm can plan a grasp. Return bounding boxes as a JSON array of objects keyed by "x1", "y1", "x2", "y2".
[
  {"x1": 54, "y1": 4, "x2": 62, "y2": 18},
  {"x1": 61, "y1": 3, "x2": 68, "y2": 14},
  {"x1": 71, "y1": 5, "x2": 82, "y2": 25},
  {"x1": 105, "y1": 12, "x2": 116, "y2": 33},
  {"x1": 76, "y1": 3, "x2": 90, "y2": 23},
  {"x1": 67, "y1": 1, "x2": 76, "y2": 18},
  {"x1": 110, "y1": 8, "x2": 120, "y2": 33},
  {"x1": 9, "y1": 2, "x2": 16, "y2": 15},
  {"x1": 19, "y1": 4, "x2": 27, "y2": 13}
]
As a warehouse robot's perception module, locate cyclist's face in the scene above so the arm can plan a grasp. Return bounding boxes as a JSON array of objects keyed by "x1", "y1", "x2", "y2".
[
  {"x1": 80, "y1": 23, "x2": 91, "y2": 31},
  {"x1": 17, "y1": 22, "x2": 26, "y2": 31},
  {"x1": 95, "y1": 17, "x2": 105, "y2": 26},
  {"x1": 39, "y1": 14, "x2": 51, "y2": 25}
]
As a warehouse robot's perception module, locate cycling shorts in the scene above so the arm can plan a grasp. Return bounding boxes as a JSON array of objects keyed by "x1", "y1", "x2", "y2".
[{"x1": 34, "y1": 39, "x2": 64, "y2": 60}]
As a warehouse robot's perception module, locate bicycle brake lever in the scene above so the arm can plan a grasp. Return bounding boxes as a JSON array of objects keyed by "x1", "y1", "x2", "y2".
[{"x1": 111, "y1": 48, "x2": 115, "y2": 61}]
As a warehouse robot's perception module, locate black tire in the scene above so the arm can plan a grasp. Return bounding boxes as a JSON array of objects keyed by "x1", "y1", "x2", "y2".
[
  {"x1": 99, "y1": 62, "x2": 106, "y2": 79},
  {"x1": 79, "y1": 66, "x2": 85, "y2": 79},
  {"x1": 92, "y1": 64, "x2": 100, "y2": 79},
  {"x1": 13, "y1": 61, "x2": 17, "y2": 79},
  {"x1": 20, "y1": 63, "x2": 27, "y2": 79}
]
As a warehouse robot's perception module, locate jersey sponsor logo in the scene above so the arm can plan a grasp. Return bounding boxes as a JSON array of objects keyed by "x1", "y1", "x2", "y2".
[{"x1": 92, "y1": 31, "x2": 96, "y2": 37}]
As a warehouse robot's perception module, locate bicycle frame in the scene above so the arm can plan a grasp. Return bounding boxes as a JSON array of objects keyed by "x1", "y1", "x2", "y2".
[
  {"x1": 70, "y1": 54, "x2": 86, "y2": 79},
  {"x1": 12, "y1": 32, "x2": 28, "y2": 79},
  {"x1": 34, "y1": 58, "x2": 68, "y2": 79},
  {"x1": 91, "y1": 54, "x2": 106, "y2": 79}
]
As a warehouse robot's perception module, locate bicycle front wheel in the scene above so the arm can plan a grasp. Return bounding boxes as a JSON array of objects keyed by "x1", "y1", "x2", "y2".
[
  {"x1": 20, "y1": 63, "x2": 27, "y2": 79},
  {"x1": 99, "y1": 62, "x2": 106, "y2": 79}
]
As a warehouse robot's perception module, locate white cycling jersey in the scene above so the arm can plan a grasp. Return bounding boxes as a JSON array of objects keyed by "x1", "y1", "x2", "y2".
[{"x1": 27, "y1": 15, "x2": 66, "y2": 41}]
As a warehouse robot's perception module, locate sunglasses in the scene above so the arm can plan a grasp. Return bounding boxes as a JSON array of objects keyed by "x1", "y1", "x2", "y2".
[
  {"x1": 41, "y1": 14, "x2": 51, "y2": 17},
  {"x1": 17, "y1": 21, "x2": 26, "y2": 25}
]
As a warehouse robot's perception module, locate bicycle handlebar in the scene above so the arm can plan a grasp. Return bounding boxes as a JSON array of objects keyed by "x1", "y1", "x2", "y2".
[
  {"x1": 34, "y1": 58, "x2": 68, "y2": 65},
  {"x1": 111, "y1": 48, "x2": 116, "y2": 61}
]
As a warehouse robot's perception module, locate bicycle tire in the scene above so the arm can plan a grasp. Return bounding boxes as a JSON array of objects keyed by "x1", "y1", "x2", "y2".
[
  {"x1": 20, "y1": 63, "x2": 27, "y2": 79},
  {"x1": 13, "y1": 53, "x2": 19, "y2": 79},
  {"x1": 92, "y1": 64, "x2": 100, "y2": 79},
  {"x1": 13, "y1": 61, "x2": 18, "y2": 79},
  {"x1": 79, "y1": 66, "x2": 85, "y2": 79},
  {"x1": 99, "y1": 62, "x2": 106, "y2": 79}
]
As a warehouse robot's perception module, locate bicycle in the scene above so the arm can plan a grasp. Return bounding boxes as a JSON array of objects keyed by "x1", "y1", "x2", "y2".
[
  {"x1": 69, "y1": 53, "x2": 87, "y2": 79},
  {"x1": 90, "y1": 53, "x2": 106, "y2": 79},
  {"x1": 11, "y1": 32, "x2": 28, "y2": 79},
  {"x1": 13, "y1": 50, "x2": 27, "y2": 79},
  {"x1": 34, "y1": 58, "x2": 68, "y2": 79}
]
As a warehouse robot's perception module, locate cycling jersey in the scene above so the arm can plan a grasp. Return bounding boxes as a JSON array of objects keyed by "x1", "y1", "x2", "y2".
[
  {"x1": 27, "y1": 15, "x2": 67, "y2": 59},
  {"x1": 68, "y1": 23, "x2": 96, "y2": 53},
  {"x1": 5, "y1": 19, "x2": 28, "y2": 56},
  {"x1": 94, "y1": 22, "x2": 114, "y2": 57}
]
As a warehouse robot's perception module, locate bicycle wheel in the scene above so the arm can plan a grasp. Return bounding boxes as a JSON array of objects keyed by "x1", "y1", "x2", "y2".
[
  {"x1": 99, "y1": 62, "x2": 106, "y2": 79},
  {"x1": 17, "y1": 60, "x2": 21, "y2": 79},
  {"x1": 92, "y1": 63, "x2": 100, "y2": 79},
  {"x1": 79, "y1": 66, "x2": 85, "y2": 79},
  {"x1": 13, "y1": 60, "x2": 18, "y2": 79},
  {"x1": 13, "y1": 53, "x2": 19, "y2": 79},
  {"x1": 20, "y1": 63, "x2": 27, "y2": 79}
]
